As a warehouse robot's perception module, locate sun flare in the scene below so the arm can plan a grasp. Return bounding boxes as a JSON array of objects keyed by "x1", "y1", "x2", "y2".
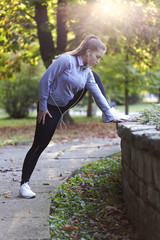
[{"x1": 96, "y1": 0, "x2": 128, "y2": 19}]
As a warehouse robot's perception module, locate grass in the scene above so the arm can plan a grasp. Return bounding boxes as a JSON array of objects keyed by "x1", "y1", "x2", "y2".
[
  {"x1": 0, "y1": 115, "x2": 117, "y2": 146},
  {"x1": 49, "y1": 153, "x2": 139, "y2": 240},
  {"x1": 0, "y1": 112, "x2": 101, "y2": 126},
  {"x1": 0, "y1": 117, "x2": 36, "y2": 127},
  {"x1": 116, "y1": 102, "x2": 156, "y2": 113},
  {"x1": 0, "y1": 102, "x2": 156, "y2": 125},
  {"x1": 0, "y1": 102, "x2": 156, "y2": 146},
  {"x1": 0, "y1": 114, "x2": 37, "y2": 145}
]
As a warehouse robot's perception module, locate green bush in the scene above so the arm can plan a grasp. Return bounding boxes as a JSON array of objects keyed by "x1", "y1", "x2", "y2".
[
  {"x1": 139, "y1": 104, "x2": 160, "y2": 130},
  {"x1": 129, "y1": 93, "x2": 142, "y2": 104},
  {"x1": 0, "y1": 63, "x2": 42, "y2": 118}
]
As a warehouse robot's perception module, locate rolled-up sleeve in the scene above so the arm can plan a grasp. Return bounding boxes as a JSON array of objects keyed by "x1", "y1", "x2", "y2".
[
  {"x1": 39, "y1": 55, "x2": 70, "y2": 110},
  {"x1": 86, "y1": 71, "x2": 114, "y2": 122}
]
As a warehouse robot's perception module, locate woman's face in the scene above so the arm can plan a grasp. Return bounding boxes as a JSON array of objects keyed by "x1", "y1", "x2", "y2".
[{"x1": 87, "y1": 48, "x2": 105, "y2": 67}]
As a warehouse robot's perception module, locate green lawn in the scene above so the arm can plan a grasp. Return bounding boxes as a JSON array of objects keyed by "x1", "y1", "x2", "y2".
[
  {"x1": 116, "y1": 102, "x2": 155, "y2": 113},
  {"x1": 0, "y1": 117, "x2": 36, "y2": 127},
  {"x1": 0, "y1": 102, "x2": 156, "y2": 127}
]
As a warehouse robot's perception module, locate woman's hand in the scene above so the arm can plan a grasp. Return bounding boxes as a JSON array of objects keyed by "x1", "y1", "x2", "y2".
[
  {"x1": 37, "y1": 110, "x2": 52, "y2": 125},
  {"x1": 112, "y1": 118, "x2": 129, "y2": 123},
  {"x1": 109, "y1": 108, "x2": 131, "y2": 123}
]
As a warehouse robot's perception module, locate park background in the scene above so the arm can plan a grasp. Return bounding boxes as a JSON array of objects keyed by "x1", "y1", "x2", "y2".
[
  {"x1": 0, "y1": 0, "x2": 160, "y2": 145},
  {"x1": 0, "y1": 1, "x2": 160, "y2": 239}
]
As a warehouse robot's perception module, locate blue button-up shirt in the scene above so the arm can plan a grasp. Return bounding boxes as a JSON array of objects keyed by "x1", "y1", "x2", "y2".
[{"x1": 39, "y1": 54, "x2": 114, "y2": 121}]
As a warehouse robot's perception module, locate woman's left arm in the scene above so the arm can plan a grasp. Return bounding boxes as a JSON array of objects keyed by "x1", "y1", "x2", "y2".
[
  {"x1": 86, "y1": 71, "x2": 130, "y2": 123},
  {"x1": 86, "y1": 80, "x2": 115, "y2": 122}
]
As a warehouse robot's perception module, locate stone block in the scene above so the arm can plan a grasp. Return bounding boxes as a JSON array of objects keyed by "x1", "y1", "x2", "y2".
[
  {"x1": 131, "y1": 129, "x2": 160, "y2": 153},
  {"x1": 152, "y1": 157, "x2": 160, "y2": 191},
  {"x1": 122, "y1": 162, "x2": 139, "y2": 196},
  {"x1": 123, "y1": 175, "x2": 160, "y2": 240},
  {"x1": 118, "y1": 122, "x2": 160, "y2": 240},
  {"x1": 130, "y1": 147, "x2": 143, "y2": 177},
  {"x1": 121, "y1": 140, "x2": 131, "y2": 167},
  {"x1": 147, "y1": 185, "x2": 160, "y2": 211},
  {"x1": 130, "y1": 148, "x2": 154, "y2": 184},
  {"x1": 122, "y1": 172, "x2": 140, "y2": 225},
  {"x1": 143, "y1": 152, "x2": 154, "y2": 184}
]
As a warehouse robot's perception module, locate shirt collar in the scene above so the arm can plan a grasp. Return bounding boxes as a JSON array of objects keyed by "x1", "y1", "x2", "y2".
[{"x1": 77, "y1": 56, "x2": 90, "y2": 70}]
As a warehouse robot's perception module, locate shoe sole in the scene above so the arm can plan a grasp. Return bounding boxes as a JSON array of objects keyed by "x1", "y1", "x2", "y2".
[{"x1": 19, "y1": 193, "x2": 36, "y2": 199}]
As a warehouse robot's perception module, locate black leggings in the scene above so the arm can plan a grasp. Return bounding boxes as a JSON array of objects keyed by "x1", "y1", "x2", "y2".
[{"x1": 21, "y1": 71, "x2": 110, "y2": 184}]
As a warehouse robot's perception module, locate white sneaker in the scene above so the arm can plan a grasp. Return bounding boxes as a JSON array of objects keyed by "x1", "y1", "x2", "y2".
[
  {"x1": 19, "y1": 182, "x2": 36, "y2": 199},
  {"x1": 102, "y1": 108, "x2": 130, "y2": 123}
]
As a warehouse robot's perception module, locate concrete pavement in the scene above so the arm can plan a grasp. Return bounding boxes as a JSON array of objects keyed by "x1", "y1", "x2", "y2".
[{"x1": 0, "y1": 136, "x2": 120, "y2": 240}]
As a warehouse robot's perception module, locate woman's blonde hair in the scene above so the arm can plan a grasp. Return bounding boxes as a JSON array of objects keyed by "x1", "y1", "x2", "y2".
[
  {"x1": 66, "y1": 34, "x2": 106, "y2": 56},
  {"x1": 54, "y1": 34, "x2": 106, "y2": 61}
]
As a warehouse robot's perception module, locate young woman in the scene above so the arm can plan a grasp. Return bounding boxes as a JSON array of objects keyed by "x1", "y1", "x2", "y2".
[{"x1": 19, "y1": 34, "x2": 127, "y2": 199}]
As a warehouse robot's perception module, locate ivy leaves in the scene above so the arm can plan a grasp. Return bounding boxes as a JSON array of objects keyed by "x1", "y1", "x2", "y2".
[{"x1": 49, "y1": 155, "x2": 139, "y2": 239}]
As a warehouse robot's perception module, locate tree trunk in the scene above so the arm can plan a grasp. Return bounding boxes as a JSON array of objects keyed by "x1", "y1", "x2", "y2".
[
  {"x1": 34, "y1": 1, "x2": 74, "y2": 124},
  {"x1": 87, "y1": 92, "x2": 92, "y2": 117},
  {"x1": 56, "y1": 0, "x2": 74, "y2": 123},
  {"x1": 63, "y1": 111, "x2": 74, "y2": 124},
  {"x1": 158, "y1": 89, "x2": 160, "y2": 103},
  {"x1": 125, "y1": 52, "x2": 129, "y2": 115},
  {"x1": 125, "y1": 80, "x2": 129, "y2": 115},
  {"x1": 57, "y1": 0, "x2": 67, "y2": 52},
  {"x1": 35, "y1": 3, "x2": 55, "y2": 68}
]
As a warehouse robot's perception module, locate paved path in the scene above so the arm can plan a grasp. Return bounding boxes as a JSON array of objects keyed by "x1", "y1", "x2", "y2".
[{"x1": 0, "y1": 136, "x2": 120, "y2": 240}]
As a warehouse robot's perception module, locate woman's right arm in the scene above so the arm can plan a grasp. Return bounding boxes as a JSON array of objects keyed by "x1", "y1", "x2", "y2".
[
  {"x1": 38, "y1": 54, "x2": 71, "y2": 111},
  {"x1": 37, "y1": 110, "x2": 52, "y2": 125},
  {"x1": 38, "y1": 54, "x2": 70, "y2": 124}
]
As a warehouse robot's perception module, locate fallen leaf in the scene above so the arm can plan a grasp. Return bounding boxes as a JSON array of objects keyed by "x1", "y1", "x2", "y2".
[
  {"x1": 0, "y1": 170, "x2": 7, "y2": 173},
  {"x1": 4, "y1": 196, "x2": 10, "y2": 199},
  {"x1": 61, "y1": 224, "x2": 77, "y2": 231},
  {"x1": 89, "y1": 216, "x2": 99, "y2": 222},
  {"x1": 78, "y1": 209, "x2": 85, "y2": 213},
  {"x1": 42, "y1": 183, "x2": 50, "y2": 185},
  {"x1": 13, "y1": 178, "x2": 19, "y2": 182},
  {"x1": 59, "y1": 177, "x2": 66, "y2": 180},
  {"x1": 105, "y1": 205, "x2": 123, "y2": 215},
  {"x1": 12, "y1": 173, "x2": 19, "y2": 176},
  {"x1": 70, "y1": 230, "x2": 79, "y2": 240},
  {"x1": 4, "y1": 191, "x2": 11, "y2": 195}
]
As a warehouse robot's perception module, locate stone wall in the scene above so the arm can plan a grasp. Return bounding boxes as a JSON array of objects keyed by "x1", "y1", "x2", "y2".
[{"x1": 117, "y1": 122, "x2": 160, "y2": 240}]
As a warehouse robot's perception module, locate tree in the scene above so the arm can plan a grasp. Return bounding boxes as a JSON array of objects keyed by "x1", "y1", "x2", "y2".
[
  {"x1": 57, "y1": 0, "x2": 67, "y2": 53},
  {"x1": 1, "y1": 0, "x2": 160, "y2": 117},
  {"x1": 89, "y1": 0, "x2": 160, "y2": 113},
  {"x1": 0, "y1": 0, "x2": 70, "y2": 118},
  {"x1": 0, "y1": 63, "x2": 42, "y2": 118},
  {"x1": 35, "y1": 2, "x2": 55, "y2": 68}
]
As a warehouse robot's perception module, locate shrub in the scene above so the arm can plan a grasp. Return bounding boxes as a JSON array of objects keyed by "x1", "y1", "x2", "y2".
[
  {"x1": 139, "y1": 104, "x2": 160, "y2": 130},
  {"x1": 0, "y1": 63, "x2": 42, "y2": 118}
]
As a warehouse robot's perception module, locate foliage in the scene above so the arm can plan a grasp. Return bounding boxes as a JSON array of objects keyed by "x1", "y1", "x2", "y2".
[
  {"x1": 95, "y1": 54, "x2": 145, "y2": 104},
  {"x1": 1, "y1": 0, "x2": 160, "y2": 116},
  {"x1": 128, "y1": 93, "x2": 142, "y2": 105},
  {"x1": 144, "y1": 64, "x2": 160, "y2": 96},
  {"x1": 0, "y1": 0, "x2": 41, "y2": 78},
  {"x1": 49, "y1": 154, "x2": 139, "y2": 240},
  {"x1": 138, "y1": 104, "x2": 160, "y2": 130},
  {"x1": 0, "y1": 62, "x2": 43, "y2": 118},
  {"x1": 0, "y1": 80, "x2": 37, "y2": 118}
]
